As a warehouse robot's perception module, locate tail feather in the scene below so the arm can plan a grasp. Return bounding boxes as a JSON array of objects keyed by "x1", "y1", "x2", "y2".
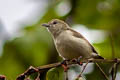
[
  {"x1": 92, "y1": 53, "x2": 104, "y2": 59},
  {"x1": 97, "y1": 55, "x2": 104, "y2": 59}
]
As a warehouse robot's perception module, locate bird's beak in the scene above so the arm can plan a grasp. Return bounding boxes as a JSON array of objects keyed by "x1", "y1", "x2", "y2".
[{"x1": 42, "y1": 23, "x2": 50, "y2": 27}]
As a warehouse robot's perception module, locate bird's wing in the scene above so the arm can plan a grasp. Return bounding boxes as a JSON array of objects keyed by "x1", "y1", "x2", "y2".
[
  {"x1": 67, "y1": 28, "x2": 104, "y2": 59},
  {"x1": 67, "y1": 28, "x2": 98, "y2": 54}
]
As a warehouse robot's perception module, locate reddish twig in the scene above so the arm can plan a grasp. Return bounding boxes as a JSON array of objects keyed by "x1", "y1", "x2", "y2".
[
  {"x1": 16, "y1": 59, "x2": 120, "y2": 80},
  {"x1": 16, "y1": 66, "x2": 38, "y2": 80}
]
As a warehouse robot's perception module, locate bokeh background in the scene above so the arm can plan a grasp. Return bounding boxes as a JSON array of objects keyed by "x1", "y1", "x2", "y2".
[{"x1": 0, "y1": 0, "x2": 120, "y2": 80}]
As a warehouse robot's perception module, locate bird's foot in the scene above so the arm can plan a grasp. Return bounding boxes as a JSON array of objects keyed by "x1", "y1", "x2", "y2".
[
  {"x1": 71, "y1": 56, "x2": 83, "y2": 66},
  {"x1": 61, "y1": 60, "x2": 69, "y2": 72},
  {"x1": 78, "y1": 56, "x2": 83, "y2": 65}
]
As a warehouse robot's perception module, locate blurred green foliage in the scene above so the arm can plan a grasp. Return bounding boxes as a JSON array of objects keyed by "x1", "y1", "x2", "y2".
[
  {"x1": 46, "y1": 67, "x2": 64, "y2": 80},
  {"x1": 0, "y1": 0, "x2": 120, "y2": 80}
]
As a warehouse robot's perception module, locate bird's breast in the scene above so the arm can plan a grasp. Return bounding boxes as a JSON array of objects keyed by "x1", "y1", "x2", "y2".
[{"x1": 54, "y1": 31, "x2": 92, "y2": 60}]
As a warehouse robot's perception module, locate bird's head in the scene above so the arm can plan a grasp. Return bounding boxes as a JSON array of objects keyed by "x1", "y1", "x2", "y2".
[{"x1": 42, "y1": 19, "x2": 69, "y2": 37}]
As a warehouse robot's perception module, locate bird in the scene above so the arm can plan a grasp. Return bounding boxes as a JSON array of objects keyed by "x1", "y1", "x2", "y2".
[{"x1": 42, "y1": 19, "x2": 103, "y2": 61}]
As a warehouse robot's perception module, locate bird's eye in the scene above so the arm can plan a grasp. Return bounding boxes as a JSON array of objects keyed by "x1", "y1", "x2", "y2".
[{"x1": 53, "y1": 21, "x2": 57, "y2": 24}]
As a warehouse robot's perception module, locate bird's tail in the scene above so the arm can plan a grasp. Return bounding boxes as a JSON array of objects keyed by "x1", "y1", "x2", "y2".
[
  {"x1": 92, "y1": 52, "x2": 104, "y2": 59},
  {"x1": 97, "y1": 55, "x2": 104, "y2": 59}
]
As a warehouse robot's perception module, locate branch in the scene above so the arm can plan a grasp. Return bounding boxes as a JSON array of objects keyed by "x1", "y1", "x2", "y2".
[
  {"x1": 113, "y1": 63, "x2": 120, "y2": 80},
  {"x1": 37, "y1": 62, "x2": 61, "y2": 71},
  {"x1": 95, "y1": 63, "x2": 109, "y2": 80},
  {"x1": 76, "y1": 61, "x2": 89, "y2": 79},
  {"x1": 16, "y1": 58, "x2": 120, "y2": 80}
]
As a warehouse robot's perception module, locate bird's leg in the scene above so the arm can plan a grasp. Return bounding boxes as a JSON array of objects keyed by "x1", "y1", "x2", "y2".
[
  {"x1": 78, "y1": 56, "x2": 83, "y2": 65},
  {"x1": 61, "y1": 60, "x2": 69, "y2": 72},
  {"x1": 71, "y1": 56, "x2": 83, "y2": 66}
]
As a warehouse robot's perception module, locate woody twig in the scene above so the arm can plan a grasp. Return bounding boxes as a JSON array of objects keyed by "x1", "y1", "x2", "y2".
[{"x1": 16, "y1": 58, "x2": 120, "y2": 80}]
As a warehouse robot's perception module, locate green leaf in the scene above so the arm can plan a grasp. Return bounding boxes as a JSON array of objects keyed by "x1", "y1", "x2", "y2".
[{"x1": 46, "y1": 67, "x2": 64, "y2": 80}]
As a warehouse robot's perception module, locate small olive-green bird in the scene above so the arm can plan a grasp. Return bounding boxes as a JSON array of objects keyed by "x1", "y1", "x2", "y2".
[{"x1": 42, "y1": 19, "x2": 103, "y2": 60}]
